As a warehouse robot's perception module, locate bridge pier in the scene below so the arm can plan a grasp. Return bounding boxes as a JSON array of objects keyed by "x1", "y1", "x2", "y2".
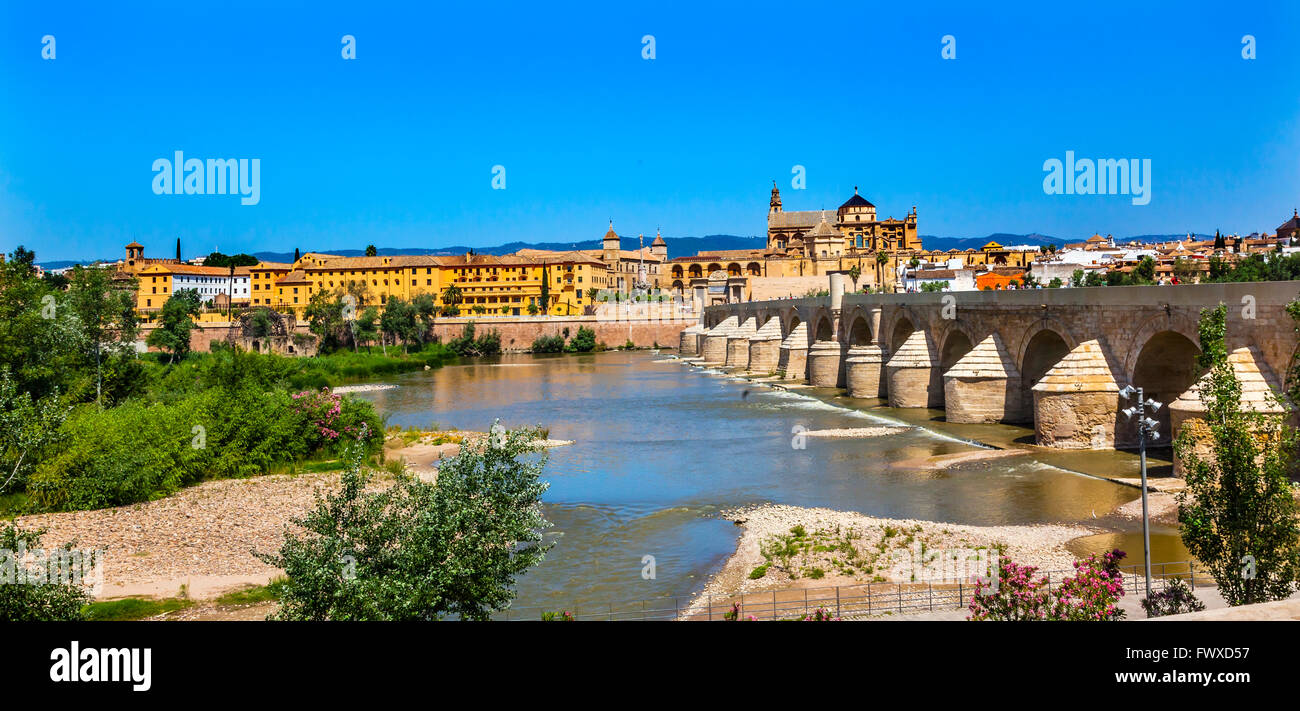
[
  {"x1": 699, "y1": 316, "x2": 737, "y2": 365},
  {"x1": 1168, "y1": 345, "x2": 1285, "y2": 477},
  {"x1": 678, "y1": 322, "x2": 705, "y2": 356},
  {"x1": 778, "y1": 323, "x2": 809, "y2": 381},
  {"x1": 807, "y1": 341, "x2": 845, "y2": 388},
  {"x1": 1032, "y1": 339, "x2": 1120, "y2": 449},
  {"x1": 886, "y1": 330, "x2": 943, "y2": 408},
  {"x1": 748, "y1": 318, "x2": 783, "y2": 373},
  {"x1": 725, "y1": 317, "x2": 758, "y2": 368},
  {"x1": 845, "y1": 345, "x2": 888, "y2": 398},
  {"x1": 943, "y1": 333, "x2": 1025, "y2": 423}
]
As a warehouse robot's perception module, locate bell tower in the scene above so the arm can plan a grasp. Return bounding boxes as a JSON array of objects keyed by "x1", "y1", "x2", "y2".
[
  {"x1": 602, "y1": 220, "x2": 620, "y2": 265},
  {"x1": 769, "y1": 181, "x2": 782, "y2": 213}
]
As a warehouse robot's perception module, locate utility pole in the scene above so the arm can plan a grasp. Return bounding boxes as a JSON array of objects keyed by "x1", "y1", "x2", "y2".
[{"x1": 1120, "y1": 384, "x2": 1163, "y2": 599}]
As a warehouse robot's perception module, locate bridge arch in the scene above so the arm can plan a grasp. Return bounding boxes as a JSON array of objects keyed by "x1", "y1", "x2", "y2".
[
  {"x1": 1129, "y1": 328, "x2": 1201, "y2": 439},
  {"x1": 813, "y1": 313, "x2": 835, "y2": 341},
  {"x1": 1015, "y1": 324, "x2": 1077, "y2": 424},
  {"x1": 846, "y1": 312, "x2": 872, "y2": 346},
  {"x1": 938, "y1": 323, "x2": 977, "y2": 374},
  {"x1": 782, "y1": 312, "x2": 803, "y2": 339}
]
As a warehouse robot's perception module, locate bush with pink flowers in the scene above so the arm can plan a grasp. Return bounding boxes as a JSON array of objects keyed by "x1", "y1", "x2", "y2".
[{"x1": 968, "y1": 549, "x2": 1127, "y2": 621}]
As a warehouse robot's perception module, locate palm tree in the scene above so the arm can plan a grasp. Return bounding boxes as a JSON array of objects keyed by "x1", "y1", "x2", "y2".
[
  {"x1": 875, "y1": 251, "x2": 890, "y2": 293},
  {"x1": 847, "y1": 264, "x2": 862, "y2": 292},
  {"x1": 440, "y1": 283, "x2": 463, "y2": 309}
]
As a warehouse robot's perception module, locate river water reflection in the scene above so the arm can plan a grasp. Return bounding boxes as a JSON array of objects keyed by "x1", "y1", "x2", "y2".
[{"x1": 354, "y1": 350, "x2": 1187, "y2": 615}]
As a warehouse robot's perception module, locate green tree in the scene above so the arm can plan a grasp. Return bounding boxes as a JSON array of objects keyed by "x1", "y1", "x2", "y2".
[
  {"x1": 379, "y1": 296, "x2": 419, "y2": 353},
  {"x1": 146, "y1": 288, "x2": 201, "y2": 363},
  {"x1": 365, "y1": 244, "x2": 377, "y2": 257},
  {"x1": 304, "y1": 289, "x2": 346, "y2": 352},
  {"x1": 412, "y1": 293, "x2": 437, "y2": 344},
  {"x1": 0, "y1": 525, "x2": 91, "y2": 621},
  {"x1": 260, "y1": 424, "x2": 551, "y2": 620},
  {"x1": 203, "y1": 252, "x2": 258, "y2": 268},
  {"x1": 1071, "y1": 269, "x2": 1085, "y2": 287},
  {"x1": 65, "y1": 267, "x2": 138, "y2": 404},
  {"x1": 0, "y1": 369, "x2": 69, "y2": 494},
  {"x1": 1176, "y1": 304, "x2": 1300, "y2": 606},
  {"x1": 847, "y1": 264, "x2": 862, "y2": 291},
  {"x1": 354, "y1": 307, "x2": 380, "y2": 353},
  {"x1": 540, "y1": 267, "x2": 550, "y2": 314}
]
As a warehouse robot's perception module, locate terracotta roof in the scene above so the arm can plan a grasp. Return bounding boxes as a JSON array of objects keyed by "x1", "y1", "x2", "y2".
[{"x1": 125, "y1": 241, "x2": 144, "y2": 249}]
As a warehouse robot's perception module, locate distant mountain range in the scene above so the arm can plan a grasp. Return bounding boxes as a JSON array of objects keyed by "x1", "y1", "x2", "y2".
[{"x1": 34, "y1": 232, "x2": 1220, "y2": 269}]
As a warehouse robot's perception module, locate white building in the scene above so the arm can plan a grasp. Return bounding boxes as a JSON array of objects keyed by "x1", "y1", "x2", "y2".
[{"x1": 169, "y1": 265, "x2": 251, "y2": 304}]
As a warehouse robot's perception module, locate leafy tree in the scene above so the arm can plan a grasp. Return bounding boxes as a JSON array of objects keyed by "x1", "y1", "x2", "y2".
[
  {"x1": 1175, "y1": 304, "x2": 1300, "y2": 606},
  {"x1": 1071, "y1": 269, "x2": 1085, "y2": 288},
  {"x1": 380, "y1": 296, "x2": 417, "y2": 353},
  {"x1": 66, "y1": 266, "x2": 138, "y2": 406},
  {"x1": 203, "y1": 252, "x2": 258, "y2": 268},
  {"x1": 8, "y1": 245, "x2": 35, "y2": 270},
  {"x1": 364, "y1": 245, "x2": 377, "y2": 257},
  {"x1": 1048, "y1": 277, "x2": 1063, "y2": 288},
  {"x1": 0, "y1": 369, "x2": 69, "y2": 494},
  {"x1": 355, "y1": 307, "x2": 380, "y2": 353},
  {"x1": 304, "y1": 289, "x2": 347, "y2": 352},
  {"x1": 1133, "y1": 255, "x2": 1155, "y2": 284},
  {"x1": 412, "y1": 293, "x2": 437, "y2": 343},
  {"x1": 439, "y1": 284, "x2": 463, "y2": 317},
  {"x1": 260, "y1": 424, "x2": 551, "y2": 620},
  {"x1": 146, "y1": 288, "x2": 201, "y2": 363},
  {"x1": 526, "y1": 301, "x2": 539, "y2": 316},
  {"x1": 0, "y1": 525, "x2": 91, "y2": 621}
]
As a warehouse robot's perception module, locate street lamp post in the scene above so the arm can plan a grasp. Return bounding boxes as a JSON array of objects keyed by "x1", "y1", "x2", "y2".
[{"x1": 1120, "y1": 384, "x2": 1162, "y2": 599}]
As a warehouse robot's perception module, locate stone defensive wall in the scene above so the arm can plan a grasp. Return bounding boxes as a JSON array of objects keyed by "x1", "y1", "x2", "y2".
[{"x1": 685, "y1": 277, "x2": 1300, "y2": 452}]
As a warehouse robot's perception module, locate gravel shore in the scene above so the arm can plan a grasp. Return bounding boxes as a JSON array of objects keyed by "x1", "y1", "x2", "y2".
[
  {"x1": 685, "y1": 503, "x2": 1099, "y2": 618},
  {"x1": 14, "y1": 471, "x2": 385, "y2": 600}
]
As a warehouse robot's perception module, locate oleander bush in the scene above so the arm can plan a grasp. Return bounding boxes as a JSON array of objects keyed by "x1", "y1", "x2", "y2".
[{"x1": 968, "y1": 549, "x2": 1127, "y2": 621}]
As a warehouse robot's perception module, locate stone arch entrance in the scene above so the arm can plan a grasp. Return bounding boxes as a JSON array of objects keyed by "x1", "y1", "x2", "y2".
[
  {"x1": 1018, "y1": 328, "x2": 1072, "y2": 424},
  {"x1": 889, "y1": 317, "x2": 915, "y2": 354},
  {"x1": 939, "y1": 329, "x2": 974, "y2": 374},
  {"x1": 847, "y1": 314, "x2": 871, "y2": 345},
  {"x1": 1130, "y1": 331, "x2": 1201, "y2": 441},
  {"x1": 814, "y1": 315, "x2": 834, "y2": 341}
]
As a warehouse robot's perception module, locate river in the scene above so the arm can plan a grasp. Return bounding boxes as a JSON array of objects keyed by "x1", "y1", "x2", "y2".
[{"x1": 353, "y1": 350, "x2": 1188, "y2": 617}]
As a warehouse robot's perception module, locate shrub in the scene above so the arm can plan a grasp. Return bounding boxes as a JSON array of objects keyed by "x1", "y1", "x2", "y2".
[
  {"x1": 968, "y1": 550, "x2": 1127, "y2": 621},
  {"x1": 0, "y1": 525, "x2": 92, "y2": 621},
  {"x1": 530, "y1": 335, "x2": 566, "y2": 353},
  {"x1": 261, "y1": 422, "x2": 551, "y2": 620},
  {"x1": 566, "y1": 327, "x2": 597, "y2": 353},
  {"x1": 1141, "y1": 577, "x2": 1206, "y2": 618}
]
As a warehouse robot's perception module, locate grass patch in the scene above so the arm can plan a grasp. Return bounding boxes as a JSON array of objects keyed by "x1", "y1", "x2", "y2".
[
  {"x1": 215, "y1": 578, "x2": 286, "y2": 607},
  {"x1": 83, "y1": 596, "x2": 195, "y2": 621}
]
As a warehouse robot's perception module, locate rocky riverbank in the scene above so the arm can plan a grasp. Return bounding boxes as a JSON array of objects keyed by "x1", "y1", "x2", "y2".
[{"x1": 684, "y1": 503, "x2": 1099, "y2": 618}]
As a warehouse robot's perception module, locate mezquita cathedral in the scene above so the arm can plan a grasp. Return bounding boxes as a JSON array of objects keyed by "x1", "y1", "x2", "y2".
[{"x1": 765, "y1": 183, "x2": 921, "y2": 256}]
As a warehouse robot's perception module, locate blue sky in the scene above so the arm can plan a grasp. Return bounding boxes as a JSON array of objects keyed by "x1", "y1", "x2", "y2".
[{"x1": 2, "y1": 1, "x2": 1297, "y2": 262}]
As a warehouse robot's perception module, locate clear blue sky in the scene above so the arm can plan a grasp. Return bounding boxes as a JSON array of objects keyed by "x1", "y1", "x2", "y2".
[{"x1": 2, "y1": 1, "x2": 1298, "y2": 262}]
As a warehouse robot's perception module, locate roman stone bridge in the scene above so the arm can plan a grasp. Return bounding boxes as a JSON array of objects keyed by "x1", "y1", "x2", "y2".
[{"x1": 682, "y1": 278, "x2": 1300, "y2": 452}]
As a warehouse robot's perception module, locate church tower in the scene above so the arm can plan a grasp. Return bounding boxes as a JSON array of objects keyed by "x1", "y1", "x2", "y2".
[
  {"x1": 602, "y1": 220, "x2": 620, "y2": 265},
  {"x1": 650, "y1": 229, "x2": 667, "y2": 260},
  {"x1": 769, "y1": 181, "x2": 782, "y2": 213}
]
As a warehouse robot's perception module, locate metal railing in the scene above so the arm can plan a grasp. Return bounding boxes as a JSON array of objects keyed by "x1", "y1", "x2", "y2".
[{"x1": 494, "y1": 560, "x2": 1210, "y2": 621}]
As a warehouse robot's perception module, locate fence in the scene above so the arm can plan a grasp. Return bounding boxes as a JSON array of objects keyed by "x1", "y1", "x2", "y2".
[{"x1": 494, "y1": 560, "x2": 1209, "y2": 621}]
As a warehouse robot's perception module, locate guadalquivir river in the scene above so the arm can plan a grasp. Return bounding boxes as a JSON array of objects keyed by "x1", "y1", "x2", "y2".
[{"x1": 354, "y1": 350, "x2": 1189, "y2": 615}]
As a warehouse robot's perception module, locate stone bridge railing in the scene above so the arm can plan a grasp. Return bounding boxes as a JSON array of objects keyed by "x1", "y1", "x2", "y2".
[{"x1": 682, "y1": 278, "x2": 1300, "y2": 453}]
